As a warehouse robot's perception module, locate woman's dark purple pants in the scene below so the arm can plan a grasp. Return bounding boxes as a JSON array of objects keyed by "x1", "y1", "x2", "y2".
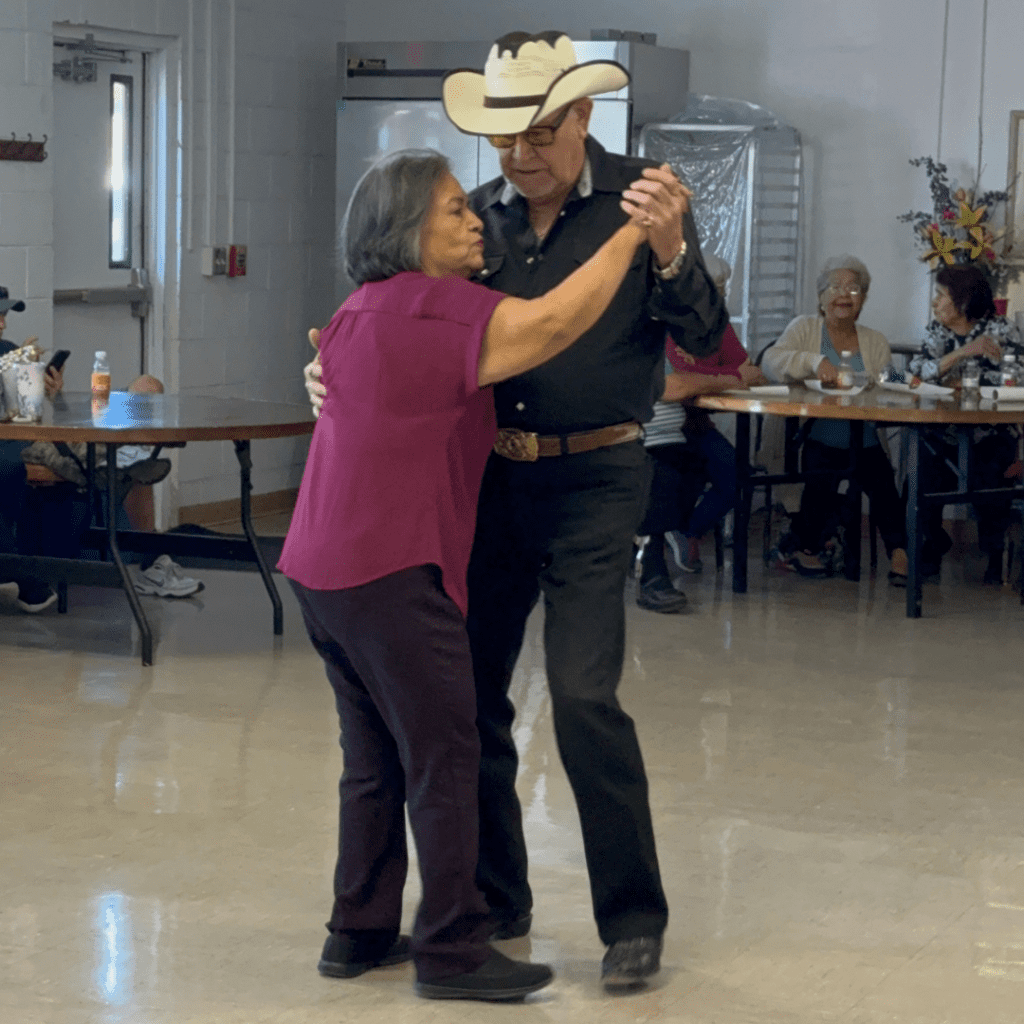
[{"x1": 290, "y1": 565, "x2": 491, "y2": 982}]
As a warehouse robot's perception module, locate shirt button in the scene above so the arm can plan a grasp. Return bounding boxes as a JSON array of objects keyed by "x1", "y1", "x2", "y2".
[
  {"x1": 515, "y1": 402, "x2": 525, "y2": 411},
  {"x1": 480, "y1": 268, "x2": 489, "y2": 277},
  {"x1": 526, "y1": 257, "x2": 534, "y2": 264}
]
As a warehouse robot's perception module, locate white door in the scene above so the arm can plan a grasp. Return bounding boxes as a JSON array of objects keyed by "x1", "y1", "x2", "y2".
[{"x1": 52, "y1": 42, "x2": 147, "y2": 392}]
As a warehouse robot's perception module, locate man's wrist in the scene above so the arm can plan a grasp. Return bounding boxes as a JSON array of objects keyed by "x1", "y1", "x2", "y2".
[{"x1": 653, "y1": 240, "x2": 688, "y2": 280}]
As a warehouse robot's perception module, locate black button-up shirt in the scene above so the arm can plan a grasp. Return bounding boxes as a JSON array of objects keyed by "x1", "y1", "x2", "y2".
[{"x1": 469, "y1": 135, "x2": 727, "y2": 434}]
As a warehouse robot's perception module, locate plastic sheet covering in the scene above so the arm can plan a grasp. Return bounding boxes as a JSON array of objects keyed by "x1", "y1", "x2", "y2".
[
  {"x1": 642, "y1": 121, "x2": 753, "y2": 283},
  {"x1": 641, "y1": 96, "x2": 782, "y2": 288},
  {"x1": 640, "y1": 95, "x2": 802, "y2": 362}
]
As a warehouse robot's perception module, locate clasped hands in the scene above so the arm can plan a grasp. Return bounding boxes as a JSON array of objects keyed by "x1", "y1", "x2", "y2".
[{"x1": 620, "y1": 164, "x2": 690, "y2": 269}]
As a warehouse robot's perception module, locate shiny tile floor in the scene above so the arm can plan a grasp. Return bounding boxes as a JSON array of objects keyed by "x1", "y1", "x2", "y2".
[{"x1": 3, "y1": 533, "x2": 1024, "y2": 1024}]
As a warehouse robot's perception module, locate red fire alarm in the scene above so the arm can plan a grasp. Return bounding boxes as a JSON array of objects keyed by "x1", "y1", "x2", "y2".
[{"x1": 228, "y1": 245, "x2": 247, "y2": 277}]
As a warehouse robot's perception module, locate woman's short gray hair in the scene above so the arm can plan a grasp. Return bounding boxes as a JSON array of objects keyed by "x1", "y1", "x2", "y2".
[
  {"x1": 341, "y1": 149, "x2": 451, "y2": 286},
  {"x1": 816, "y1": 254, "x2": 871, "y2": 301}
]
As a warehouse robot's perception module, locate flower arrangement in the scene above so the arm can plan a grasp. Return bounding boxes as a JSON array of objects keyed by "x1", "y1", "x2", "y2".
[{"x1": 898, "y1": 156, "x2": 1015, "y2": 281}]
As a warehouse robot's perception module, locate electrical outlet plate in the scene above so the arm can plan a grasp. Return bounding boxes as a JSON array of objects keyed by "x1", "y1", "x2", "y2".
[{"x1": 200, "y1": 246, "x2": 228, "y2": 276}]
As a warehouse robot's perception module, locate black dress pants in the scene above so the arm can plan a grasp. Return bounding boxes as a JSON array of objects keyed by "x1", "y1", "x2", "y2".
[
  {"x1": 466, "y1": 443, "x2": 668, "y2": 946},
  {"x1": 291, "y1": 567, "x2": 491, "y2": 983}
]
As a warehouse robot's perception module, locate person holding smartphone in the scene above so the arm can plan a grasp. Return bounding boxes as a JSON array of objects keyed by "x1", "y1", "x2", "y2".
[{"x1": 0, "y1": 286, "x2": 61, "y2": 612}]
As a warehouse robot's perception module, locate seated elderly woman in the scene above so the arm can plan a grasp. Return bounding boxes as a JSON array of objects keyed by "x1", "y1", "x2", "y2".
[
  {"x1": 277, "y1": 150, "x2": 652, "y2": 1001},
  {"x1": 908, "y1": 264, "x2": 1024, "y2": 582},
  {"x1": 763, "y1": 255, "x2": 908, "y2": 582}
]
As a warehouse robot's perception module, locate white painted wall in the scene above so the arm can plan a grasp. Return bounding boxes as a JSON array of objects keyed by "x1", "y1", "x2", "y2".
[
  {"x1": 347, "y1": 0, "x2": 1024, "y2": 342},
  {"x1": 3, "y1": 0, "x2": 1023, "y2": 513},
  {"x1": 1, "y1": 0, "x2": 346, "y2": 512}
]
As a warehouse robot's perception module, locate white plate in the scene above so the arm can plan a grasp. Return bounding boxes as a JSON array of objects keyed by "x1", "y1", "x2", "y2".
[
  {"x1": 722, "y1": 385, "x2": 791, "y2": 397},
  {"x1": 803, "y1": 380, "x2": 866, "y2": 396},
  {"x1": 878, "y1": 380, "x2": 954, "y2": 397}
]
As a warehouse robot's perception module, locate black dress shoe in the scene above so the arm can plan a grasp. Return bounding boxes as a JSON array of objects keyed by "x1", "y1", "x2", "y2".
[
  {"x1": 601, "y1": 935, "x2": 662, "y2": 989},
  {"x1": 318, "y1": 932, "x2": 412, "y2": 978},
  {"x1": 416, "y1": 948, "x2": 553, "y2": 1001},
  {"x1": 636, "y1": 576, "x2": 688, "y2": 613},
  {"x1": 489, "y1": 912, "x2": 532, "y2": 940}
]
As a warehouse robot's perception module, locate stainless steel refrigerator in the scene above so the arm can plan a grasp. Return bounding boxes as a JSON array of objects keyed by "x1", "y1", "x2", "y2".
[{"x1": 335, "y1": 39, "x2": 689, "y2": 299}]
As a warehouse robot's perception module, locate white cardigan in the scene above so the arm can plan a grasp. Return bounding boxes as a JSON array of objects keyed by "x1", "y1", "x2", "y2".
[{"x1": 762, "y1": 315, "x2": 892, "y2": 383}]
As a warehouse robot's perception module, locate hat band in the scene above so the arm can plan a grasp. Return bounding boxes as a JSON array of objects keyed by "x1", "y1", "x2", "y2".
[{"x1": 484, "y1": 93, "x2": 548, "y2": 109}]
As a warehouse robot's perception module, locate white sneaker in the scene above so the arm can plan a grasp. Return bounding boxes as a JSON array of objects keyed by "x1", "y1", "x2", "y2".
[
  {"x1": 134, "y1": 555, "x2": 204, "y2": 598},
  {"x1": 0, "y1": 581, "x2": 20, "y2": 604}
]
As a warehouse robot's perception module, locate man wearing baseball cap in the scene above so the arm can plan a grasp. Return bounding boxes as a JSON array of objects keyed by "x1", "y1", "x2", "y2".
[{"x1": 0, "y1": 286, "x2": 60, "y2": 612}]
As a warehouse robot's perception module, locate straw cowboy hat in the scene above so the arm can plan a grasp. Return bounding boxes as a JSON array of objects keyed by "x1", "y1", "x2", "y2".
[{"x1": 443, "y1": 31, "x2": 630, "y2": 136}]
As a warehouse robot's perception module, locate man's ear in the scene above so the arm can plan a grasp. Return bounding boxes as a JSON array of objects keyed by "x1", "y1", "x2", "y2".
[{"x1": 571, "y1": 97, "x2": 593, "y2": 137}]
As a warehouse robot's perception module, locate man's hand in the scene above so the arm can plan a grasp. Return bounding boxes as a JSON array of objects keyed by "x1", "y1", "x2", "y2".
[
  {"x1": 304, "y1": 354, "x2": 325, "y2": 418},
  {"x1": 44, "y1": 364, "x2": 63, "y2": 400},
  {"x1": 622, "y1": 163, "x2": 690, "y2": 270}
]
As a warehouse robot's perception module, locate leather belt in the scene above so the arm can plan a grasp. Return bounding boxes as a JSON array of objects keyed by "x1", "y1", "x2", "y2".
[{"x1": 493, "y1": 421, "x2": 643, "y2": 462}]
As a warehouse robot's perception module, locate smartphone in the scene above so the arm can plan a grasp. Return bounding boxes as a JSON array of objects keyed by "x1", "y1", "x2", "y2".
[{"x1": 46, "y1": 349, "x2": 71, "y2": 374}]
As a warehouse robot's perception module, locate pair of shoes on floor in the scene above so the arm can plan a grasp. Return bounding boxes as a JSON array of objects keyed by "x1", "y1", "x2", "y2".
[
  {"x1": 888, "y1": 548, "x2": 908, "y2": 588},
  {"x1": 601, "y1": 935, "x2": 662, "y2": 990},
  {"x1": 8, "y1": 579, "x2": 58, "y2": 614},
  {"x1": 666, "y1": 532, "x2": 703, "y2": 573},
  {"x1": 636, "y1": 575, "x2": 689, "y2": 613},
  {"x1": 416, "y1": 948, "x2": 553, "y2": 1001},
  {"x1": 489, "y1": 912, "x2": 532, "y2": 941},
  {"x1": 779, "y1": 550, "x2": 827, "y2": 578},
  {"x1": 318, "y1": 932, "x2": 412, "y2": 978},
  {"x1": 134, "y1": 555, "x2": 204, "y2": 598}
]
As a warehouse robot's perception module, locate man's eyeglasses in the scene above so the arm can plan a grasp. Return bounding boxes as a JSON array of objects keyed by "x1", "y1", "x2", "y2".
[{"x1": 487, "y1": 106, "x2": 572, "y2": 150}]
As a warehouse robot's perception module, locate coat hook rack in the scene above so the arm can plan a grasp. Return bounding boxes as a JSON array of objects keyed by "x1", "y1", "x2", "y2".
[{"x1": 0, "y1": 134, "x2": 48, "y2": 162}]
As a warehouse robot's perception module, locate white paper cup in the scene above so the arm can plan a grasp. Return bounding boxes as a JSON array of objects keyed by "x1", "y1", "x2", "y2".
[
  {"x1": 1, "y1": 366, "x2": 20, "y2": 420},
  {"x1": 15, "y1": 362, "x2": 46, "y2": 421}
]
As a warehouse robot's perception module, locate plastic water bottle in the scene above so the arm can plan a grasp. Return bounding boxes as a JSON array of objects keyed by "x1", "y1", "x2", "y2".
[
  {"x1": 1000, "y1": 353, "x2": 1018, "y2": 387},
  {"x1": 91, "y1": 350, "x2": 110, "y2": 396},
  {"x1": 837, "y1": 350, "x2": 855, "y2": 389}
]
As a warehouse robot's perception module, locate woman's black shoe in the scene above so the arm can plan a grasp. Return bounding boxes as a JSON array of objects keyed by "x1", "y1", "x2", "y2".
[{"x1": 416, "y1": 948, "x2": 553, "y2": 1001}]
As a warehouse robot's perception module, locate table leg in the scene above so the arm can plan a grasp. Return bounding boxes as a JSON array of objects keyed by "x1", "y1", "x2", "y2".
[
  {"x1": 732, "y1": 412, "x2": 751, "y2": 594},
  {"x1": 234, "y1": 440, "x2": 283, "y2": 635},
  {"x1": 105, "y1": 443, "x2": 154, "y2": 665},
  {"x1": 905, "y1": 427, "x2": 923, "y2": 618},
  {"x1": 846, "y1": 425, "x2": 863, "y2": 582}
]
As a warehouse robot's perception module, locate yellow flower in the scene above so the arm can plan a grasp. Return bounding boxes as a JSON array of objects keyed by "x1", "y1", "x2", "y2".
[
  {"x1": 921, "y1": 228, "x2": 959, "y2": 266},
  {"x1": 955, "y1": 201, "x2": 986, "y2": 229},
  {"x1": 962, "y1": 226, "x2": 988, "y2": 260}
]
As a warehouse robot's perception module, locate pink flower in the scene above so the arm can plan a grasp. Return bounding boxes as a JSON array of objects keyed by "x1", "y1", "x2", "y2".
[{"x1": 942, "y1": 209, "x2": 956, "y2": 220}]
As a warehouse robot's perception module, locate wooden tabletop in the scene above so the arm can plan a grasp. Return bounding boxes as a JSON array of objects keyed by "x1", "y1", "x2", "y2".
[
  {"x1": 0, "y1": 391, "x2": 316, "y2": 443},
  {"x1": 695, "y1": 384, "x2": 1024, "y2": 424}
]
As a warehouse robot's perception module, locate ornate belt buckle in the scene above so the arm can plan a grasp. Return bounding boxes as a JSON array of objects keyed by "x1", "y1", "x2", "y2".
[{"x1": 494, "y1": 427, "x2": 539, "y2": 462}]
